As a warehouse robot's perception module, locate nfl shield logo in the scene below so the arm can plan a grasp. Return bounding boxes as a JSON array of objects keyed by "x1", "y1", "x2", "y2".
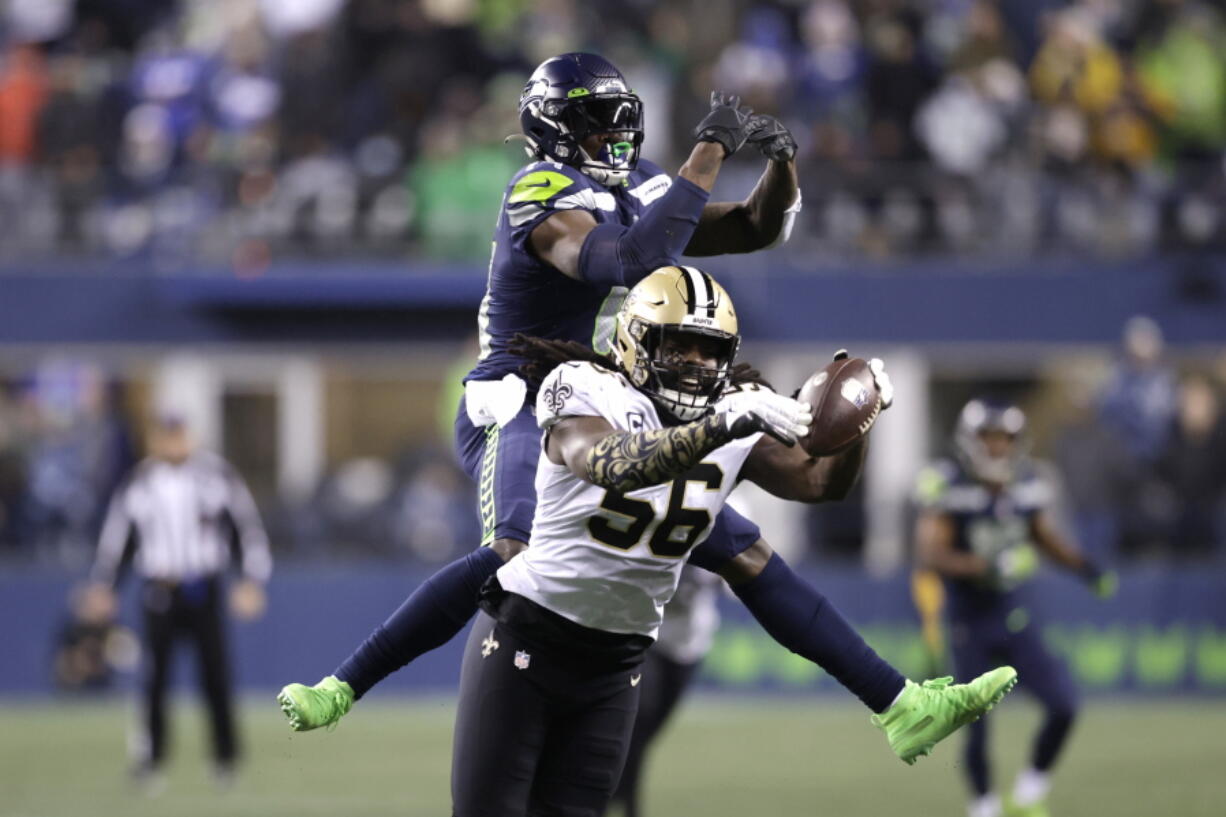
[{"x1": 514, "y1": 650, "x2": 531, "y2": 670}]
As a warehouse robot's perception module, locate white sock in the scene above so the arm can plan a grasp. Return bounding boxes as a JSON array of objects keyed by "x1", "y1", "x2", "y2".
[
  {"x1": 968, "y1": 793, "x2": 1002, "y2": 817},
  {"x1": 1013, "y1": 767, "x2": 1051, "y2": 806},
  {"x1": 886, "y1": 681, "x2": 908, "y2": 710}
]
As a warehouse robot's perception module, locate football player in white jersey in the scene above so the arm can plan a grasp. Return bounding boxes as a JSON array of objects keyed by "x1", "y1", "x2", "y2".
[
  {"x1": 280, "y1": 266, "x2": 1018, "y2": 816},
  {"x1": 439, "y1": 266, "x2": 1019, "y2": 816}
]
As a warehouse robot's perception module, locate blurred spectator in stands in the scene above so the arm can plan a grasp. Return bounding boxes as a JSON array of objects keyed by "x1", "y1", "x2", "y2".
[
  {"x1": 1051, "y1": 381, "x2": 1133, "y2": 562},
  {"x1": 0, "y1": 43, "x2": 50, "y2": 255},
  {"x1": 391, "y1": 455, "x2": 478, "y2": 563},
  {"x1": 410, "y1": 78, "x2": 519, "y2": 260},
  {"x1": 0, "y1": 385, "x2": 28, "y2": 551},
  {"x1": 1030, "y1": 9, "x2": 1123, "y2": 125},
  {"x1": 20, "y1": 362, "x2": 135, "y2": 567},
  {"x1": 864, "y1": 7, "x2": 936, "y2": 161},
  {"x1": 36, "y1": 54, "x2": 117, "y2": 249},
  {"x1": 1099, "y1": 316, "x2": 1178, "y2": 465},
  {"x1": 1134, "y1": 1, "x2": 1226, "y2": 163},
  {"x1": 1099, "y1": 316, "x2": 1180, "y2": 557},
  {"x1": 0, "y1": 43, "x2": 48, "y2": 165},
  {"x1": 796, "y1": 0, "x2": 865, "y2": 164},
  {"x1": 712, "y1": 5, "x2": 792, "y2": 113},
  {"x1": 1159, "y1": 374, "x2": 1226, "y2": 560}
]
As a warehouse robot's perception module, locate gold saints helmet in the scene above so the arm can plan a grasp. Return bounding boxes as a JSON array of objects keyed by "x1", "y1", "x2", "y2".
[{"x1": 612, "y1": 265, "x2": 740, "y2": 421}]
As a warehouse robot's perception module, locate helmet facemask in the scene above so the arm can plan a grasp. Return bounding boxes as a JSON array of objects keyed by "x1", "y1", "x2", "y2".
[
  {"x1": 955, "y1": 401, "x2": 1028, "y2": 485},
  {"x1": 534, "y1": 93, "x2": 643, "y2": 186},
  {"x1": 627, "y1": 322, "x2": 738, "y2": 422}
]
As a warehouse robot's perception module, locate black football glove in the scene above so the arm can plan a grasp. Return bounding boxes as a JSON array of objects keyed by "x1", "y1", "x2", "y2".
[
  {"x1": 693, "y1": 92, "x2": 755, "y2": 157},
  {"x1": 746, "y1": 114, "x2": 797, "y2": 162}
]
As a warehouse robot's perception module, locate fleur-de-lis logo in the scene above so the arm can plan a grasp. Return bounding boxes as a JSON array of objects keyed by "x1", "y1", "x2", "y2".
[
  {"x1": 481, "y1": 630, "x2": 500, "y2": 658},
  {"x1": 543, "y1": 380, "x2": 574, "y2": 414}
]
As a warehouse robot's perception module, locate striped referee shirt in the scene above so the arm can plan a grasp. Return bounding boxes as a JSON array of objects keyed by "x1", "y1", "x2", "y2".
[{"x1": 90, "y1": 452, "x2": 272, "y2": 586}]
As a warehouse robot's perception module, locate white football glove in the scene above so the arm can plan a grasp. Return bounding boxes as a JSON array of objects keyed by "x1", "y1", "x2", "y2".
[
  {"x1": 832, "y1": 349, "x2": 894, "y2": 410},
  {"x1": 869, "y1": 357, "x2": 894, "y2": 409},
  {"x1": 720, "y1": 383, "x2": 812, "y2": 446}
]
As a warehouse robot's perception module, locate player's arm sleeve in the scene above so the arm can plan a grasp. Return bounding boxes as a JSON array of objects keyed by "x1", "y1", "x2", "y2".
[
  {"x1": 577, "y1": 176, "x2": 710, "y2": 288},
  {"x1": 537, "y1": 362, "x2": 737, "y2": 493},
  {"x1": 90, "y1": 487, "x2": 137, "y2": 587},
  {"x1": 221, "y1": 465, "x2": 272, "y2": 583},
  {"x1": 684, "y1": 161, "x2": 800, "y2": 256}
]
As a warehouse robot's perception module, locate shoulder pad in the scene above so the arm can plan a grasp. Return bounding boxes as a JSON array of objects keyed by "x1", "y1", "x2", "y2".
[
  {"x1": 505, "y1": 163, "x2": 614, "y2": 228},
  {"x1": 536, "y1": 361, "x2": 621, "y2": 429}
]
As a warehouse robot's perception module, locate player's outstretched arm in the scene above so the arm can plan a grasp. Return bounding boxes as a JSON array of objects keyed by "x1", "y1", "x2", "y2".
[
  {"x1": 546, "y1": 384, "x2": 808, "y2": 494},
  {"x1": 685, "y1": 115, "x2": 800, "y2": 256},
  {"x1": 739, "y1": 432, "x2": 867, "y2": 503},
  {"x1": 1031, "y1": 510, "x2": 1116, "y2": 597},
  {"x1": 529, "y1": 94, "x2": 756, "y2": 285}
]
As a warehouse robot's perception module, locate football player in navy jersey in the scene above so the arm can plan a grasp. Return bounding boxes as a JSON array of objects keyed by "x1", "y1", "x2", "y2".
[
  {"x1": 914, "y1": 400, "x2": 1117, "y2": 817},
  {"x1": 277, "y1": 55, "x2": 1011, "y2": 783}
]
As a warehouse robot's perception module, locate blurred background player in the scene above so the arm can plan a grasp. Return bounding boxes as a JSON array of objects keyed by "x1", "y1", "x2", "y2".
[
  {"x1": 913, "y1": 399, "x2": 1116, "y2": 817},
  {"x1": 80, "y1": 414, "x2": 272, "y2": 789},
  {"x1": 608, "y1": 565, "x2": 723, "y2": 817}
]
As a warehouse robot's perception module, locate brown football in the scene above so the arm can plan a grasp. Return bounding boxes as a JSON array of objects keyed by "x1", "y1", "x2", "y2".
[{"x1": 797, "y1": 357, "x2": 883, "y2": 456}]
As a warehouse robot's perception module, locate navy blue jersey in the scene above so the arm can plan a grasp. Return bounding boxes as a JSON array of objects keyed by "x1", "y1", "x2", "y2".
[
  {"x1": 464, "y1": 158, "x2": 675, "y2": 387},
  {"x1": 914, "y1": 458, "x2": 1055, "y2": 616}
]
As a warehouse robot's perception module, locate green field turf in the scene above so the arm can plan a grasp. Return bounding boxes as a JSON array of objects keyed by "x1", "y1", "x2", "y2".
[{"x1": 2, "y1": 695, "x2": 1222, "y2": 816}]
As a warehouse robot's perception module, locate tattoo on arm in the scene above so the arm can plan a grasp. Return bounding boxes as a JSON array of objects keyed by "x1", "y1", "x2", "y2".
[{"x1": 586, "y1": 414, "x2": 732, "y2": 493}]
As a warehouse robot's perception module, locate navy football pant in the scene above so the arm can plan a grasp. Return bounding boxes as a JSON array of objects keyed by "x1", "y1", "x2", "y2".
[
  {"x1": 607, "y1": 650, "x2": 701, "y2": 817},
  {"x1": 453, "y1": 398, "x2": 762, "y2": 562},
  {"x1": 452, "y1": 612, "x2": 641, "y2": 817},
  {"x1": 951, "y1": 611, "x2": 1079, "y2": 796}
]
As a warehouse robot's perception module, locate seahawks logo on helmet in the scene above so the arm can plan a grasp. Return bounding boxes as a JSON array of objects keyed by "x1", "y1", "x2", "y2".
[
  {"x1": 612, "y1": 266, "x2": 739, "y2": 422},
  {"x1": 518, "y1": 53, "x2": 644, "y2": 187}
]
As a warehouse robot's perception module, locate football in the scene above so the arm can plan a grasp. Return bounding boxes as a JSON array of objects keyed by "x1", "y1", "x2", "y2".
[{"x1": 797, "y1": 357, "x2": 883, "y2": 456}]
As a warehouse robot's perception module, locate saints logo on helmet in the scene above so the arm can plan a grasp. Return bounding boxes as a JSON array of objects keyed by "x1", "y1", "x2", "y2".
[
  {"x1": 518, "y1": 53, "x2": 644, "y2": 187},
  {"x1": 612, "y1": 266, "x2": 739, "y2": 422}
]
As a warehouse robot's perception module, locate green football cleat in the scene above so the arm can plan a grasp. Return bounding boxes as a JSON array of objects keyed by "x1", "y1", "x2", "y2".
[
  {"x1": 870, "y1": 666, "x2": 1018, "y2": 765},
  {"x1": 277, "y1": 676, "x2": 355, "y2": 732}
]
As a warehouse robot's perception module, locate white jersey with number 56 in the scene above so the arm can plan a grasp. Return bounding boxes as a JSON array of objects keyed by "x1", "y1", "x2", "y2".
[{"x1": 496, "y1": 361, "x2": 760, "y2": 639}]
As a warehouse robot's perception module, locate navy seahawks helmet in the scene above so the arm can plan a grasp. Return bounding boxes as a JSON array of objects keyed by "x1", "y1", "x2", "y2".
[
  {"x1": 954, "y1": 399, "x2": 1028, "y2": 484},
  {"x1": 519, "y1": 53, "x2": 644, "y2": 187}
]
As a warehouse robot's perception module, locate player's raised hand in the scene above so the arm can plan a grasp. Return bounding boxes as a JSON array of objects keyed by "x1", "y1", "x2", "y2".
[
  {"x1": 693, "y1": 92, "x2": 756, "y2": 157},
  {"x1": 1081, "y1": 564, "x2": 1118, "y2": 599},
  {"x1": 721, "y1": 383, "x2": 812, "y2": 446},
  {"x1": 745, "y1": 114, "x2": 797, "y2": 162}
]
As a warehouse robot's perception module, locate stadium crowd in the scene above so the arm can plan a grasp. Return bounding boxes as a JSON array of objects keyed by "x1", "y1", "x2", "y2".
[{"x1": 0, "y1": 0, "x2": 1224, "y2": 266}]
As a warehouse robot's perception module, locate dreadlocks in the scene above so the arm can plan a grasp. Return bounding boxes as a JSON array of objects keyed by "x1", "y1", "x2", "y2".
[{"x1": 509, "y1": 332, "x2": 773, "y2": 391}]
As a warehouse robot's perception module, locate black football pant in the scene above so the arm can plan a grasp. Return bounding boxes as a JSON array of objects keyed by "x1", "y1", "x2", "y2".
[
  {"x1": 951, "y1": 611, "x2": 1078, "y2": 796},
  {"x1": 139, "y1": 576, "x2": 237, "y2": 768},
  {"x1": 451, "y1": 611, "x2": 642, "y2": 817},
  {"x1": 608, "y1": 650, "x2": 701, "y2": 817}
]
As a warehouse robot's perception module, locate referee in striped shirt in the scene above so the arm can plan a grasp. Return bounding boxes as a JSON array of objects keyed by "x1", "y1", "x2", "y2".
[{"x1": 83, "y1": 414, "x2": 271, "y2": 786}]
